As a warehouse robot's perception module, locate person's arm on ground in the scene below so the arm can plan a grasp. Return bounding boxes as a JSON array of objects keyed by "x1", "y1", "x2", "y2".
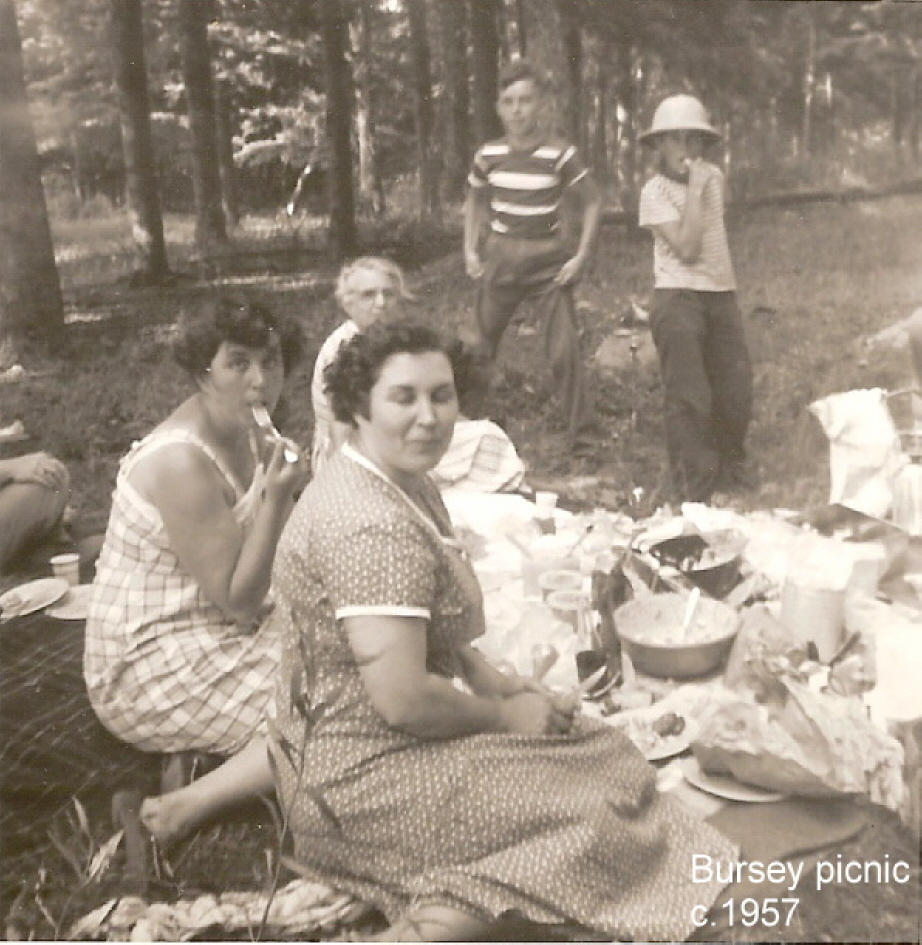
[
  {"x1": 555, "y1": 174, "x2": 602, "y2": 286},
  {"x1": 346, "y1": 615, "x2": 573, "y2": 738},
  {"x1": 0, "y1": 453, "x2": 69, "y2": 492},
  {"x1": 651, "y1": 160, "x2": 717, "y2": 264},
  {"x1": 137, "y1": 440, "x2": 306, "y2": 624},
  {"x1": 463, "y1": 186, "x2": 490, "y2": 279}
]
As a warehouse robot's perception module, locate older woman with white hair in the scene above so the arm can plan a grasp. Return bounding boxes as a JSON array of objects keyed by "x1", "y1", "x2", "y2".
[{"x1": 311, "y1": 256, "x2": 525, "y2": 493}]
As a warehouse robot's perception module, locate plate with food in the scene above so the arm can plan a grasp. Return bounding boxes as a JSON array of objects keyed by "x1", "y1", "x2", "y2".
[
  {"x1": 682, "y1": 757, "x2": 786, "y2": 803},
  {"x1": 605, "y1": 707, "x2": 696, "y2": 762},
  {"x1": 47, "y1": 584, "x2": 93, "y2": 620},
  {"x1": 0, "y1": 577, "x2": 69, "y2": 620}
]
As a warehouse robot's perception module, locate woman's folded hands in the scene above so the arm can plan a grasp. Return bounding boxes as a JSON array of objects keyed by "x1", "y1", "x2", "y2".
[{"x1": 497, "y1": 688, "x2": 578, "y2": 737}]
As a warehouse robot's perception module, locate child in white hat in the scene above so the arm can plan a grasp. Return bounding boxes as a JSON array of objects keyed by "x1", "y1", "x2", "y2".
[{"x1": 638, "y1": 94, "x2": 754, "y2": 503}]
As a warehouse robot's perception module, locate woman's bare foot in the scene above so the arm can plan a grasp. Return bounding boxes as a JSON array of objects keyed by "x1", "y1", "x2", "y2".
[{"x1": 139, "y1": 792, "x2": 202, "y2": 845}]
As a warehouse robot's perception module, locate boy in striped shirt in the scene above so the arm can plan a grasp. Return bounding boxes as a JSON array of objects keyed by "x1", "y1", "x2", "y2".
[
  {"x1": 464, "y1": 59, "x2": 601, "y2": 452},
  {"x1": 638, "y1": 94, "x2": 754, "y2": 503}
]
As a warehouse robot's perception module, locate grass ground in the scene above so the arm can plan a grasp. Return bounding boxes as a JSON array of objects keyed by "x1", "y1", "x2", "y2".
[
  {"x1": 5, "y1": 193, "x2": 922, "y2": 524},
  {"x1": 2, "y1": 193, "x2": 921, "y2": 940}
]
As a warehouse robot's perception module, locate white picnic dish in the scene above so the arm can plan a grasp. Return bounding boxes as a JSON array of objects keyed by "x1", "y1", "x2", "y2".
[
  {"x1": 0, "y1": 577, "x2": 69, "y2": 619},
  {"x1": 46, "y1": 584, "x2": 94, "y2": 621},
  {"x1": 682, "y1": 757, "x2": 786, "y2": 803}
]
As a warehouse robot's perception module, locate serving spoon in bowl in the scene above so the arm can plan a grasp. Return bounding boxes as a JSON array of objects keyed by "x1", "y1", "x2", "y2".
[{"x1": 251, "y1": 405, "x2": 299, "y2": 463}]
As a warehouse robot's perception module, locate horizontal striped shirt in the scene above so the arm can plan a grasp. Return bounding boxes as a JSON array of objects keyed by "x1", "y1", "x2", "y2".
[
  {"x1": 638, "y1": 167, "x2": 736, "y2": 291},
  {"x1": 469, "y1": 138, "x2": 588, "y2": 239}
]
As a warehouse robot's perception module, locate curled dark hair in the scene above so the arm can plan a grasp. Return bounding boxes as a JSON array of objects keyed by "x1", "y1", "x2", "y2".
[
  {"x1": 172, "y1": 294, "x2": 304, "y2": 378},
  {"x1": 325, "y1": 319, "x2": 461, "y2": 426}
]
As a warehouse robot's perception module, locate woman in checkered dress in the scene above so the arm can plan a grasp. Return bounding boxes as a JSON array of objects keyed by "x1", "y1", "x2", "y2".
[{"x1": 84, "y1": 295, "x2": 307, "y2": 833}]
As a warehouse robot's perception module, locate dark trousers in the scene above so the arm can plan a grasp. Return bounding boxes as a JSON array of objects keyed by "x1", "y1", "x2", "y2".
[
  {"x1": 472, "y1": 234, "x2": 597, "y2": 438},
  {"x1": 650, "y1": 289, "x2": 753, "y2": 502}
]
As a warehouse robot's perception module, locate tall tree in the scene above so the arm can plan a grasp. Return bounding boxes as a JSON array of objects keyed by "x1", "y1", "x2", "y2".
[
  {"x1": 470, "y1": 0, "x2": 502, "y2": 143},
  {"x1": 407, "y1": 0, "x2": 439, "y2": 221},
  {"x1": 110, "y1": 0, "x2": 169, "y2": 282},
  {"x1": 436, "y1": 0, "x2": 469, "y2": 200},
  {"x1": 512, "y1": 0, "x2": 527, "y2": 57},
  {"x1": 318, "y1": 0, "x2": 357, "y2": 260},
  {"x1": 0, "y1": 0, "x2": 64, "y2": 350},
  {"x1": 557, "y1": 0, "x2": 583, "y2": 151},
  {"x1": 177, "y1": 0, "x2": 226, "y2": 248},
  {"x1": 352, "y1": 0, "x2": 386, "y2": 215},
  {"x1": 214, "y1": 80, "x2": 239, "y2": 227}
]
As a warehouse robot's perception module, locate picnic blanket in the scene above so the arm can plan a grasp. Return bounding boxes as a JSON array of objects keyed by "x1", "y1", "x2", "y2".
[{"x1": 0, "y1": 613, "x2": 158, "y2": 894}]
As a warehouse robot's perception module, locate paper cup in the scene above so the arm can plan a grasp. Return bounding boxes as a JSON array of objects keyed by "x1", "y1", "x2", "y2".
[
  {"x1": 534, "y1": 491, "x2": 558, "y2": 515},
  {"x1": 520, "y1": 552, "x2": 579, "y2": 599},
  {"x1": 50, "y1": 552, "x2": 80, "y2": 588},
  {"x1": 547, "y1": 589, "x2": 590, "y2": 636},
  {"x1": 780, "y1": 579, "x2": 845, "y2": 662},
  {"x1": 538, "y1": 569, "x2": 584, "y2": 601}
]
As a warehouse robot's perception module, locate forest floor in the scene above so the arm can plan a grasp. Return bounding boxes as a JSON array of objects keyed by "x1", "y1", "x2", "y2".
[{"x1": 2, "y1": 194, "x2": 922, "y2": 940}]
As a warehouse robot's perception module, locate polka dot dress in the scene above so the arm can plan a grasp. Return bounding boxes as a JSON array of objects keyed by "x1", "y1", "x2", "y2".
[{"x1": 270, "y1": 450, "x2": 738, "y2": 941}]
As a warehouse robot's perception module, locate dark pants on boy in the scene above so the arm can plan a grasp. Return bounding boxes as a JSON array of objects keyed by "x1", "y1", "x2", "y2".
[
  {"x1": 471, "y1": 233, "x2": 597, "y2": 440},
  {"x1": 650, "y1": 289, "x2": 753, "y2": 502}
]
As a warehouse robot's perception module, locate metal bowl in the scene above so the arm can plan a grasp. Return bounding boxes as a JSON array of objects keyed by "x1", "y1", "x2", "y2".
[
  {"x1": 615, "y1": 593, "x2": 740, "y2": 679},
  {"x1": 649, "y1": 535, "x2": 743, "y2": 599}
]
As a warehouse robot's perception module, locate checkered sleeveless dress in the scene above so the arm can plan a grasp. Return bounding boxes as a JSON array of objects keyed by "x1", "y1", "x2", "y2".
[{"x1": 84, "y1": 431, "x2": 278, "y2": 755}]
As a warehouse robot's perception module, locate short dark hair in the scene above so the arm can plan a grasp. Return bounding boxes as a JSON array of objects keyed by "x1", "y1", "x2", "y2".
[
  {"x1": 172, "y1": 294, "x2": 304, "y2": 378},
  {"x1": 325, "y1": 319, "x2": 459, "y2": 425},
  {"x1": 498, "y1": 57, "x2": 549, "y2": 94}
]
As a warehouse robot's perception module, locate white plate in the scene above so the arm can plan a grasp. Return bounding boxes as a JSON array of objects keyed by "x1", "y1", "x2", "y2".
[
  {"x1": 0, "y1": 577, "x2": 69, "y2": 619},
  {"x1": 683, "y1": 757, "x2": 786, "y2": 803},
  {"x1": 606, "y1": 709, "x2": 697, "y2": 761},
  {"x1": 46, "y1": 584, "x2": 93, "y2": 620}
]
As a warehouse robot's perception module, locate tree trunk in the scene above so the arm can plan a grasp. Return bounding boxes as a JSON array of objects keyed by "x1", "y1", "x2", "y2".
[
  {"x1": 801, "y1": 3, "x2": 815, "y2": 160},
  {"x1": 319, "y1": 0, "x2": 357, "y2": 261},
  {"x1": 214, "y1": 81, "x2": 239, "y2": 228},
  {"x1": 0, "y1": 0, "x2": 64, "y2": 351},
  {"x1": 110, "y1": 0, "x2": 169, "y2": 282},
  {"x1": 177, "y1": 0, "x2": 226, "y2": 249},
  {"x1": 557, "y1": 0, "x2": 583, "y2": 151},
  {"x1": 407, "y1": 0, "x2": 439, "y2": 222},
  {"x1": 593, "y1": 40, "x2": 609, "y2": 186},
  {"x1": 470, "y1": 0, "x2": 502, "y2": 143},
  {"x1": 352, "y1": 0, "x2": 386, "y2": 216},
  {"x1": 513, "y1": 0, "x2": 527, "y2": 57},
  {"x1": 436, "y1": 0, "x2": 469, "y2": 201},
  {"x1": 614, "y1": 34, "x2": 638, "y2": 217}
]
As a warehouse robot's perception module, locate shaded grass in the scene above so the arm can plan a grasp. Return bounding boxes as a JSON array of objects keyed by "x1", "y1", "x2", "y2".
[{"x1": 6, "y1": 194, "x2": 922, "y2": 524}]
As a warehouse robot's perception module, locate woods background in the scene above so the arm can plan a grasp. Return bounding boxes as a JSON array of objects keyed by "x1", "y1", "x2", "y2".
[{"x1": 1, "y1": 0, "x2": 921, "y2": 351}]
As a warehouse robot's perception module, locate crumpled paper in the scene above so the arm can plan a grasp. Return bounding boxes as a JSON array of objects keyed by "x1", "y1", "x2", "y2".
[
  {"x1": 692, "y1": 679, "x2": 904, "y2": 811},
  {"x1": 809, "y1": 388, "x2": 907, "y2": 518},
  {"x1": 68, "y1": 879, "x2": 366, "y2": 942}
]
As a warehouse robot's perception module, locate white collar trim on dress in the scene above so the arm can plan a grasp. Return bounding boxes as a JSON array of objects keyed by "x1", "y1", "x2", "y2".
[{"x1": 342, "y1": 442, "x2": 466, "y2": 555}]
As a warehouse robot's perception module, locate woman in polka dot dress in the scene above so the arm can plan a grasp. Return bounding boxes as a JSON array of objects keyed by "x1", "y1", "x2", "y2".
[{"x1": 270, "y1": 320, "x2": 738, "y2": 942}]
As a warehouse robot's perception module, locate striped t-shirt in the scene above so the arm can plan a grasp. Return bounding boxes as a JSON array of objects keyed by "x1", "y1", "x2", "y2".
[
  {"x1": 468, "y1": 138, "x2": 588, "y2": 239},
  {"x1": 638, "y1": 167, "x2": 736, "y2": 291}
]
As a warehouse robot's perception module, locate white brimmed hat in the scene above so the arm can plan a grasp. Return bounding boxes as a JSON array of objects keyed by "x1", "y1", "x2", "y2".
[{"x1": 639, "y1": 94, "x2": 721, "y2": 143}]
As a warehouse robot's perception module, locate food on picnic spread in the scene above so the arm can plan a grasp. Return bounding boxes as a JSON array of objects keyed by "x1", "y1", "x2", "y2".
[
  {"x1": 0, "y1": 592, "x2": 23, "y2": 615},
  {"x1": 692, "y1": 679, "x2": 904, "y2": 810},
  {"x1": 617, "y1": 593, "x2": 738, "y2": 646},
  {"x1": 652, "y1": 712, "x2": 686, "y2": 738},
  {"x1": 607, "y1": 710, "x2": 690, "y2": 758}
]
